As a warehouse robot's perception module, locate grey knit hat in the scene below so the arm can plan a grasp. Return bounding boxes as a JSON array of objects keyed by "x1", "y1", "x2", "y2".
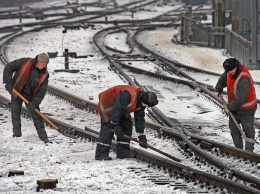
[{"x1": 37, "y1": 53, "x2": 49, "y2": 64}]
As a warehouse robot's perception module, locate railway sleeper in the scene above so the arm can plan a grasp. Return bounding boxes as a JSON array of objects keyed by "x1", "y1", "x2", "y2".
[
  {"x1": 199, "y1": 141, "x2": 213, "y2": 150},
  {"x1": 36, "y1": 179, "x2": 58, "y2": 192},
  {"x1": 8, "y1": 170, "x2": 24, "y2": 177}
]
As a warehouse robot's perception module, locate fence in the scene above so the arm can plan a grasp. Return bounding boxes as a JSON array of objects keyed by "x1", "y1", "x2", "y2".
[
  {"x1": 185, "y1": 17, "x2": 254, "y2": 69},
  {"x1": 224, "y1": 28, "x2": 253, "y2": 69}
]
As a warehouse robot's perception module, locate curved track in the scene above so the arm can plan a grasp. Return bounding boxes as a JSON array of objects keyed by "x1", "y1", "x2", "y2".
[{"x1": 0, "y1": 1, "x2": 260, "y2": 193}]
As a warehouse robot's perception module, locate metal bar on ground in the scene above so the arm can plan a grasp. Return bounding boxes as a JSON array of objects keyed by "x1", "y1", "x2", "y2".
[{"x1": 124, "y1": 134, "x2": 181, "y2": 162}]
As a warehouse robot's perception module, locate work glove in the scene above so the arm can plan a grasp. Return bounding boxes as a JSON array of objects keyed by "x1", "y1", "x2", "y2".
[
  {"x1": 27, "y1": 102, "x2": 36, "y2": 112},
  {"x1": 5, "y1": 83, "x2": 13, "y2": 92},
  {"x1": 214, "y1": 91, "x2": 220, "y2": 97},
  {"x1": 114, "y1": 125, "x2": 125, "y2": 139},
  {"x1": 138, "y1": 135, "x2": 148, "y2": 148}
]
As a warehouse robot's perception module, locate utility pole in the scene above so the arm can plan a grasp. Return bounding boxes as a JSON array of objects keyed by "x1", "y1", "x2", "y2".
[
  {"x1": 251, "y1": 0, "x2": 258, "y2": 65},
  {"x1": 213, "y1": 0, "x2": 226, "y2": 48},
  {"x1": 232, "y1": 0, "x2": 239, "y2": 33}
]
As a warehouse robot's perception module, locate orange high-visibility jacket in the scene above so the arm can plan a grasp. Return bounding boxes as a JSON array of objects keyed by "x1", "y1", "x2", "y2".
[
  {"x1": 227, "y1": 65, "x2": 257, "y2": 110},
  {"x1": 13, "y1": 58, "x2": 49, "y2": 96},
  {"x1": 98, "y1": 85, "x2": 141, "y2": 123}
]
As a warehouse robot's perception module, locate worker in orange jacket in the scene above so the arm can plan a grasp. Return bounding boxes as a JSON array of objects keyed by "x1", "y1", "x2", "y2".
[
  {"x1": 3, "y1": 53, "x2": 50, "y2": 143},
  {"x1": 215, "y1": 58, "x2": 257, "y2": 152},
  {"x1": 95, "y1": 85, "x2": 158, "y2": 160}
]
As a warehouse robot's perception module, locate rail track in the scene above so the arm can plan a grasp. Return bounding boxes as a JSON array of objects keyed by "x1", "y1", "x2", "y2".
[
  {"x1": 0, "y1": 89, "x2": 260, "y2": 193},
  {"x1": 0, "y1": 1, "x2": 260, "y2": 193}
]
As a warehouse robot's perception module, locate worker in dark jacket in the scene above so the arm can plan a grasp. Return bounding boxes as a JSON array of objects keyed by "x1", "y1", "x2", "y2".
[
  {"x1": 95, "y1": 85, "x2": 158, "y2": 160},
  {"x1": 3, "y1": 53, "x2": 50, "y2": 143},
  {"x1": 215, "y1": 58, "x2": 257, "y2": 152}
]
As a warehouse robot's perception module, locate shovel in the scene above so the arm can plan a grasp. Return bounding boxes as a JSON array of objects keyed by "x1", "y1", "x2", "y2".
[
  {"x1": 219, "y1": 95, "x2": 256, "y2": 144},
  {"x1": 123, "y1": 134, "x2": 181, "y2": 162},
  {"x1": 12, "y1": 89, "x2": 77, "y2": 139}
]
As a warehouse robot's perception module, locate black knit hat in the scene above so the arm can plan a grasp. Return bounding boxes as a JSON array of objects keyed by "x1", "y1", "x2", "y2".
[
  {"x1": 223, "y1": 58, "x2": 240, "y2": 72},
  {"x1": 140, "y1": 92, "x2": 158, "y2": 107}
]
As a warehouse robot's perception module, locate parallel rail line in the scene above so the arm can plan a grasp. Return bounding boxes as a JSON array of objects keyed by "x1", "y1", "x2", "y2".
[
  {"x1": 0, "y1": 3, "x2": 260, "y2": 193},
  {"x1": 0, "y1": 93, "x2": 259, "y2": 193}
]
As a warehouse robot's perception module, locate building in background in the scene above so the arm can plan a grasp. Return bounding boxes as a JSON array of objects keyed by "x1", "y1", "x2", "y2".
[{"x1": 229, "y1": 0, "x2": 259, "y2": 69}]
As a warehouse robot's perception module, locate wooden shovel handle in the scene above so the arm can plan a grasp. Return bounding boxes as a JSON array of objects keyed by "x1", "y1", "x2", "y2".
[
  {"x1": 219, "y1": 96, "x2": 245, "y2": 134},
  {"x1": 219, "y1": 95, "x2": 256, "y2": 143},
  {"x1": 12, "y1": 88, "x2": 59, "y2": 130},
  {"x1": 124, "y1": 134, "x2": 181, "y2": 162}
]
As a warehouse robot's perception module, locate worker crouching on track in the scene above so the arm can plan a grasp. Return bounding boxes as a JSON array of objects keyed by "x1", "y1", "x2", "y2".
[
  {"x1": 95, "y1": 85, "x2": 158, "y2": 160},
  {"x1": 214, "y1": 58, "x2": 257, "y2": 152},
  {"x1": 3, "y1": 53, "x2": 50, "y2": 143}
]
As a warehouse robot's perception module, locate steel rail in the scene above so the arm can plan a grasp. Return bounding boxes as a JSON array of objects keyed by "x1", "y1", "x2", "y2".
[
  {"x1": 0, "y1": 94, "x2": 259, "y2": 194},
  {"x1": 0, "y1": 4, "x2": 259, "y2": 192},
  {"x1": 1, "y1": 25, "x2": 259, "y2": 190},
  {"x1": 92, "y1": 24, "x2": 260, "y2": 190}
]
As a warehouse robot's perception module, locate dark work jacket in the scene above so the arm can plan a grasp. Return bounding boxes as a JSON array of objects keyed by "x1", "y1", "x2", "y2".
[
  {"x1": 110, "y1": 90, "x2": 146, "y2": 134},
  {"x1": 215, "y1": 63, "x2": 255, "y2": 111},
  {"x1": 98, "y1": 85, "x2": 141, "y2": 122},
  {"x1": 3, "y1": 57, "x2": 49, "y2": 106}
]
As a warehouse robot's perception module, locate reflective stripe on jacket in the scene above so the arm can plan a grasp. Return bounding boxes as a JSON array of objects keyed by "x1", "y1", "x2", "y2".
[
  {"x1": 98, "y1": 85, "x2": 141, "y2": 123},
  {"x1": 227, "y1": 65, "x2": 257, "y2": 110},
  {"x1": 13, "y1": 58, "x2": 49, "y2": 96}
]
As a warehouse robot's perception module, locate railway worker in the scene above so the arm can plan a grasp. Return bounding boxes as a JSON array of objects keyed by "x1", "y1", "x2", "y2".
[
  {"x1": 3, "y1": 53, "x2": 50, "y2": 143},
  {"x1": 214, "y1": 58, "x2": 257, "y2": 152},
  {"x1": 95, "y1": 85, "x2": 158, "y2": 160}
]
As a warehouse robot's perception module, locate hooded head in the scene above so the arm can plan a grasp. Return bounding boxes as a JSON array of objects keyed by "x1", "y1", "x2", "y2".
[
  {"x1": 223, "y1": 58, "x2": 240, "y2": 72},
  {"x1": 140, "y1": 92, "x2": 158, "y2": 107}
]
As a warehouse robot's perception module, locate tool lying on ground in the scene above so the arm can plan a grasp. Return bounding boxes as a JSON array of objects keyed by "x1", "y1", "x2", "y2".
[
  {"x1": 219, "y1": 95, "x2": 256, "y2": 144},
  {"x1": 12, "y1": 89, "x2": 78, "y2": 140},
  {"x1": 123, "y1": 134, "x2": 181, "y2": 162}
]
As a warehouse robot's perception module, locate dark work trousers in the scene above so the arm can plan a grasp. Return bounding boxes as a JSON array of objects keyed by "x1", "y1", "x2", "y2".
[
  {"x1": 95, "y1": 121, "x2": 114, "y2": 159},
  {"x1": 95, "y1": 116, "x2": 133, "y2": 159},
  {"x1": 116, "y1": 116, "x2": 133, "y2": 158},
  {"x1": 229, "y1": 106, "x2": 256, "y2": 152},
  {"x1": 11, "y1": 96, "x2": 48, "y2": 141}
]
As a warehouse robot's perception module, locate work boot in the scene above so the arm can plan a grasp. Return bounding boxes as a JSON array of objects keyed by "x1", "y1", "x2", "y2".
[
  {"x1": 13, "y1": 129, "x2": 22, "y2": 137},
  {"x1": 116, "y1": 142, "x2": 130, "y2": 159},
  {"x1": 245, "y1": 142, "x2": 254, "y2": 152},
  {"x1": 36, "y1": 128, "x2": 48, "y2": 142},
  {"x1": 43, "y1": 139, "x2": 53, "y2": 145},
  {"x1": 231, "y1": 135, "x2": 243, "y2": 149},
  {"x1": 95, "y1": 144, "x2": 111, "y2": 160},
  {"x1": 43, "y1": 139, "x2": 50, "y2": 143},
  {"x1": 95, "y1": 156, "x2": 112, "y2": 161},
  {"x1": 13, "y1": 134, "x2": 22, "y2": 138}
]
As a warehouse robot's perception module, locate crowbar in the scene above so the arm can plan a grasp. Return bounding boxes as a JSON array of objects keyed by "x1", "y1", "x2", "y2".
[
  {"x1": 219, "y1": 95, "x2": 256, "y2": 144},
  {"x1": 124, "y1": 134, "x2": 181, "y2": 162}
]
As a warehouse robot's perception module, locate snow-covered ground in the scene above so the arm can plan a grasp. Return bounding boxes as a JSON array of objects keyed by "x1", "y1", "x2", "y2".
[{"x1": 0, "y1": 0, "x2": 259, "y2": 193}]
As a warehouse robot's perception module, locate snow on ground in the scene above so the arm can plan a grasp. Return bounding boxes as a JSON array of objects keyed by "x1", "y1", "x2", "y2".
[
  {"x1": 0, "y1": 110, "x2": 178, "y2": 194},
  {"x1": 0, "y1": 0, "x2": 259, "y2": 193}
]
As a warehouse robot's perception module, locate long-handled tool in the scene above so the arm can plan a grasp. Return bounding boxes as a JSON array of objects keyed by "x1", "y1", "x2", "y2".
[
  {"x1": 12, "y1": 88, "x2": 59, "y2": 130},
  {"x1": 123, "y1": 134, "x2": 181, "y2": 162},
  {"x1": 219, "y1": 95, "x2": 256, "y2": 143},
  {"x1": 12, "y1": 89, "x2": 82, "y2": 140}
]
